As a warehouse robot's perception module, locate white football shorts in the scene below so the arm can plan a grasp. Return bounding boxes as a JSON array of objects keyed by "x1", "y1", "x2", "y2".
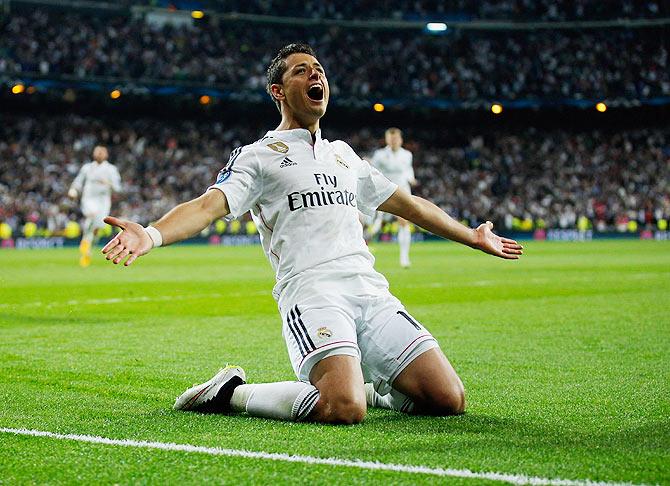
[
  {"x1": 81, "y1": 198, "x2": 111, "y2": 229},
  {"x1": 279, "y1": 291, "x2": 438, "y2": 395}
]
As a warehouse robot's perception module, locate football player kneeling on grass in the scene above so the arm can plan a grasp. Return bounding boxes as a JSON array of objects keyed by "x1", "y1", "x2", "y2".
[{"x1": 102, "y1": 44, "x2": 523, "y2": 424}]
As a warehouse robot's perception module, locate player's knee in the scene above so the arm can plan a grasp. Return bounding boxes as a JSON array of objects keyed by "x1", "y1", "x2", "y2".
[
  {"x1": 413, "y1": 380, "x2": 465, "y2": 416},
  {"x1": 331, "y1": 398, "x2": 366, "y2": 424},
  {"x1": 314, "y1": 395, "x2": 367, "y2": 425},
  {"x1": 428, "y1": 383, "x2": 466, "y2": 416}
]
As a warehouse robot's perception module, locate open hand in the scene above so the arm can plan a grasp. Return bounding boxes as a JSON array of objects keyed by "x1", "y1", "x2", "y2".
[
  {"x1": 101, "y1": 216, "x2": 153, "y2": 266},
  {"x1": 473, "y1": 221, "x2": 523, "y2": 260}
]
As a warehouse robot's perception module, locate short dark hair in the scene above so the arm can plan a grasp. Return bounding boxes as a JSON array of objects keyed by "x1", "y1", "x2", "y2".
[{"x1": 266, "y1": 43, "x2": 317, "y2": 113}]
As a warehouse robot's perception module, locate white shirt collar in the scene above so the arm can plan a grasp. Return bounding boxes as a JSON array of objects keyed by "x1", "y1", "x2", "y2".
[{"x1": 265, "y1": 128, "x2": 322, "y2": 145}]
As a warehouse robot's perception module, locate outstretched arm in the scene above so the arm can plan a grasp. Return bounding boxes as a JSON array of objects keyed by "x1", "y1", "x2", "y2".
[
  {"x1": 68, "y1": 166, "x2": 86, "y2": 198},
  {"x1": 101, "y1": 189, "x2": 230, "y2": 266},
  {"x1": 377, "y1": 188, "x2": 523, "y2": 259}
]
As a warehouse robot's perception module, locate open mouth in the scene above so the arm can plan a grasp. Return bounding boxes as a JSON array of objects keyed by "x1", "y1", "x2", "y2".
[{"x1": 307, "y1": 84, "x2": 324, "y2": 102}]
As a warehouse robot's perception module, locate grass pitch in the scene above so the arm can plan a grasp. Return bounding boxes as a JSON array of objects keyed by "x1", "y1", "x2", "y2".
[{"x1": 0, "y1": 240, "x2": 668, "y2": 484}]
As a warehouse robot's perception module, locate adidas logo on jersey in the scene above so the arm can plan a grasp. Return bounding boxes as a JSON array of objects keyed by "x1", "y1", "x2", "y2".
[{"x1": 279, "y1": 157, "x2": 297, "y2": 168}]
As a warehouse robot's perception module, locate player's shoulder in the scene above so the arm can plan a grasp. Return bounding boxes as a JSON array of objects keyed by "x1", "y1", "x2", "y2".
[
  {"x1": 102, "y1": 160, "x2": 120, "y2": 170},
  {"x1": 221, "y1": 139, "x2": 265, "y2": 169},
  {"x1": 328, "y1": 139, "x2": 359, "y2": 159},
  {"x1": 325, "y1": 139, "x2": 373, "y2": 172},
  {"x1": 233, "y1": 134, "x2": 289, "y2": 163},
  {"x1": 220, "y1": 134, "x2": 290, "y2": 174},
  {"x1": 371, "y1": 146, "x2": 386, "y2": 156}
]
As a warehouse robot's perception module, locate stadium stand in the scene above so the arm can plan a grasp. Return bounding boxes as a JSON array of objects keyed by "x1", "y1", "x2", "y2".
[
  {"x1": 203, "y1": 0, "x2": 667, "y2": 20},
  {"x1": 1, "y1": 114, "x2": 668, "y2": 236},
  {"x1": 0, "y1": 1, "x2": 668, "y2": 240},
  {"x1": 12, "y1": 0, "x2": 666, "y2": 20},
  {"x1": 1, "y1": 10, "x2": 668, "y2": 106}
]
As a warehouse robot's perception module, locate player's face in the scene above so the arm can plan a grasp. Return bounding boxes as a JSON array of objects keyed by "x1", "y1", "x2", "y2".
[
  {"x1": 277, "y1": 53, "x2": 329, "y2": 124},
  {"x1": 386, "y1": 132, "x2": 403, "y2": 150},
  {"x1": 93, "y1": 146, "x2": 108, "y2": 162}
]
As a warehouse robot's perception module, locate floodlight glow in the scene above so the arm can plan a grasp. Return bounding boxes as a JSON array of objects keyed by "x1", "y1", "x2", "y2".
[
  {"x1": 110, "y1": 89, "x2": 121, "y2": 99},
  {"x1": 596, "y1": 102, "x2": 607, "y2": 112},
  {"x1": 192, "y1": 10, "x2": 204, "y2": 19},
  {"x1": 373, "y1": 103, "x2": 385, "y2": 112},
  {"x1": 200, "y1": 95, "x2": 211, "y2": 105},
  {"x1": 12, "y1": 84, "x2": 25, "y2": 94},
  {"x1": 426, "y1": 23, "x2": 447, "y2": 32},
  {"x1": 491, "y1": 103, "x2": 503, "y2": 115}
]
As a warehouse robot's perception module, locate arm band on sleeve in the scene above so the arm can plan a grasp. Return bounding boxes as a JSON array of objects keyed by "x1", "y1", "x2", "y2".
[{"x1": 144, "y1": 226, "x2": 163, "y2": 248}]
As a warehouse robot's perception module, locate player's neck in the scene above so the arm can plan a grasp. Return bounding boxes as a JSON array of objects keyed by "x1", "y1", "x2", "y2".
[{"x1": 275, "y1": 114, "x2": 320, "y2": 139}]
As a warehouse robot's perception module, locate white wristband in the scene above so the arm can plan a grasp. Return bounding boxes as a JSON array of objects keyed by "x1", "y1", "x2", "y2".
[{"x1": 144, "y1": 225, "x2": 163, "y2": 248}]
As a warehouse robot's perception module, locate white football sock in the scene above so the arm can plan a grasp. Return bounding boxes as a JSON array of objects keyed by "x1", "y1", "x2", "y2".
[
  {"x1": 398, "y1": 225, "x2": 411, "y2": 266},
  {"x1": 365, "y1": 383, "x2": 415, "y2": 414},
  {"x1": 83, "y1": 218, "x2": 96, "y2": 243},
  {"x1": 81, "y1": 218, "x2": 96, "y2": 244},
  {"x1": 230, "y1": 381, "x2": 320, "y2": 422}
]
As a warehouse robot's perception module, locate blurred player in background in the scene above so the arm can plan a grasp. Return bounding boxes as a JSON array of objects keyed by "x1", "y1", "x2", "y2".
[
  {"x1": 368, "y1": 128, "x2": 417, "y2": 267},
  {"x1": 100, "y1": 43, "x2": 522, "y2": 425},
  {"x1": 68, "y1": 145, "x2": 121, "y2": 267}
]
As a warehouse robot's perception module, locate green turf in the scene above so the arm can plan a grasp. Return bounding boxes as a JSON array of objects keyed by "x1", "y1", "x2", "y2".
[{"x1": 0, "y1": 240, "x2": 668, "y2": 484}]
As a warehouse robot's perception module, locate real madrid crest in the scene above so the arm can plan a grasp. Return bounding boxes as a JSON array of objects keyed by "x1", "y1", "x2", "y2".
[
  {"x1": 316, "y1": 327, "x2": 333, "y2": 339},
  {"x1": 267, "y1": 141, "x2": 289, "y2": 154}
]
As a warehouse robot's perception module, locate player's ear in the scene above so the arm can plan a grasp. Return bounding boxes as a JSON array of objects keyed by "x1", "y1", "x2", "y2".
[{"x1": 270, "y1": 84, "x2": 285, "y2": 103}]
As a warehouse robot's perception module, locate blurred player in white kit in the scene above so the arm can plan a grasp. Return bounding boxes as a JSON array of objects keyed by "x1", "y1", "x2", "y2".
[
  {"x1": 68, "y1": 145, "x2": 121, "y2": 267},
  {"x1": 369, "y1": 128, "x2": 416, "y2": 267}
]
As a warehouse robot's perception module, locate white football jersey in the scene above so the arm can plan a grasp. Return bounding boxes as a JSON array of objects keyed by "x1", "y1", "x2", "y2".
[
  {"x1": 209, "y1": 128, "x2": 398, "y2": 302},
  {"x1": 371, "y1": 146, "x2": 414, "y2": 192},
  {"x1": 71, "y1": 160, "x2": 121, "y2": 202}
]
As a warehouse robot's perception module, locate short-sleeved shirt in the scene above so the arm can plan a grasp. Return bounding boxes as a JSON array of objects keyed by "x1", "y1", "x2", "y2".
[
  {"x1": 209, "y1": 128, "x2": 398, "y2": 302},
  {"x1": 371, "y1": 146, "x2": 414, "y2": 192},
  {"x1": 70, "y1": 160, "x2": 122, "y2": 203}
]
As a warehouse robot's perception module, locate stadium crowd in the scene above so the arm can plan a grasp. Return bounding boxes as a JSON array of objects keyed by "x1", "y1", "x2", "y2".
[
  {"x1": 1, "y1": 114, "x2": 668, "y2": 238},
  {"x1": 409, "y1": 128, "x2": 669, "y2": 232},
  {"x1": 40, "y1": 0, "x2": 668, "y2": 20},
  {"x1": 200, "y1": 0, "x2": 667, "y2": 20},
  {"x1": 1, "y1": 10, "x2": 668, "y2": 103}
]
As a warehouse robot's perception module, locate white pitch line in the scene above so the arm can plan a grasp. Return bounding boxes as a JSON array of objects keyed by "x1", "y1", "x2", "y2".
[
  {"x1": 0, "y1": 294, "x2": 221, "y2": 309},
  {"x1": 0, "y1": 290, "x2": 268, "y2": 310},
  {"x1": 0, "y1": 427, "x2": 643, "y2": 486},
  {"x1": 403, "y1": 272, "x2": 664, "y2": 291}
]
